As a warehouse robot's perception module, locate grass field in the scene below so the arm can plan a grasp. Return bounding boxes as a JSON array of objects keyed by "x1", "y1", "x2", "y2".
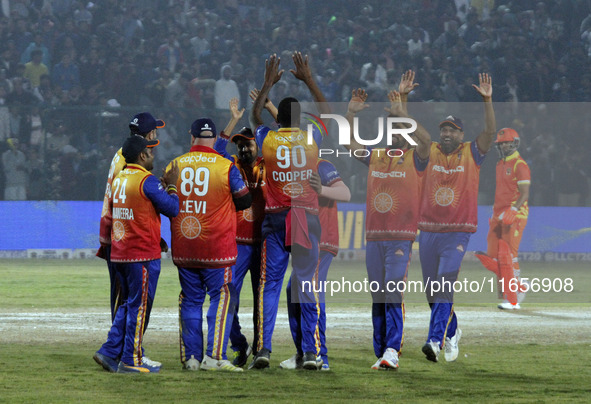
[{"x1": 1, "y1": 259, "x2": 590, "y2": 403}]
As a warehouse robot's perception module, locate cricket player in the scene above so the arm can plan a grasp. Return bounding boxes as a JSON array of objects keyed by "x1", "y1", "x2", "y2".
[
  {"x1": 214, "y1": 101, "x2": 267, "y2": 366},
  {"x1": 94, "y1": 135, "x2": 179, "y2": 373},
  {"x1": 343, "y1": 74, "x2": 431, "y2": 370},
  {"x1": 418, "y1": 73, "x2": 496, "y2": 363},
  {"x1": 97, "y1": 112, "x2": 165, "y2": 321},
  {"x1": 170, "y1": 117, "x2": 251, "y2": 372},
  {"x1": 248, "y1": 52, "x2": 328, "y2": 370},
  {"x1": 281, "y1": 159, "x2": 351, "y2": 371},
  {"x1": 476, "y1": 128, "x2": 530, "y2": 310}
]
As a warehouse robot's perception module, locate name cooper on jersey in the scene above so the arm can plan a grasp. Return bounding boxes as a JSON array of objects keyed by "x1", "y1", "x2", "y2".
[{"x1": 271, "y1": 168, "x2": 314, "y2": 183}]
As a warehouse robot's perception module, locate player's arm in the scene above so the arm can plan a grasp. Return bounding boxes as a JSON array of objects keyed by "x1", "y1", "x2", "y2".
[
  {"x1": 473, "y1": 73, "x2": 496, "y2": 154},
  {"x1": 398, "y1": 69, "x2": 420, "y2": 111},
  {"x1": 229, "y1": 164, "x2": 252, "y2": 211},
  {"x1": 144, "y1": 161, "x2": 180, "y2": 218},
  {"x1": 345, "y1": 88, "x2": 369, "y2": 154},
  {"x1": 250, "y1": 88, "x2": 278, "y2": 121},
  {"x1": 311, "y1": 160, "x2": 351, "y2": 202},
  {"x1": 221, "y1": 97, "x2": 244, "y2": 138},
  {"x1": 386, "y1": 88, "x2": 431, "y2": 161},
  {"x1": 290, "y1": 51, "x2": 330, "y2": 116},
  {"x1": 250, "y1": 54, "x2": 283, "y2": 130},
  {"x1": 513, "y1": 182, "x2": 530, "y2": 211}
]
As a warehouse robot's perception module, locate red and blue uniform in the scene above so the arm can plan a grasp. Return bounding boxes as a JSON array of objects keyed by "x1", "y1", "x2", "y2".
[
  {"x1": 362, "y1": 147, "x2": 427, "y2": 358},
  {"x1": 214, "y1": 135, "x2": 266, "y2": 354},
  {"x1": 287, "y1": 158, "x2": 342, "y2": 366},
  {"x1": 255, "y1": 125, "x2": 321, "y2": 356},
  {"x1": 169, "y1": 145, "x2": 248, "y2": 363},
  {"x1": 97, "y1": 164, "x2": 179, "y2": 367},
  {"x1": 418, "y1": 141, "x2": 486, "y2": 347}
]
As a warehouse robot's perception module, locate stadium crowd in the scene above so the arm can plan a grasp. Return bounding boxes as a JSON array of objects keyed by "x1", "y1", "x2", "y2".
[{"x1": 0, "y1": 0, "x2": 589, "y2": 205}]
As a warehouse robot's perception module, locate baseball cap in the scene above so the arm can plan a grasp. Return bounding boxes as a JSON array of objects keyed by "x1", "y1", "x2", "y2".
[
  {"x1": 122, "y1": 135, "x2": 159, "y2": 162},
  {"x1": 190, "y1": 118, "x2": 216, "y2": 138},
  {"x1": 230, "y1": 127, "x2": 254, "y2": 142},
  {"x1": 129, "y1": 112, "x2": 165, "y2": 135},
  {"x1": 439, "y1": 115, "x2": 464, "y2": 131}
]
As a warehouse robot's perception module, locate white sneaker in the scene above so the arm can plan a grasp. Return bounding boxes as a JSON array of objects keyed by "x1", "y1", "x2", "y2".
[
  {"x1": 279, "y1": 354, "x2": 302, "y2": 370},
  {"x1": 422, "y1": 340, "x2": 440, "y2": 362},
  {"x1": 444, "y1": 329, "x2": 462, "y2": 362},
  {"x1": 379, "y1": 348, "x2": 399, "y2": 370},
  {"x1": 142, "y1": 356, "x2": 162, "y2": 367},
  {"x1": 371, "y1": 357, "x2": 382, "y2": 370},
  {"x1": 498, "y1": 301, "x2": 520, "y2": 310},
  {"x1": 201, "y1": 355, "x2": 243, "y2": 372},
  {"x1": 517, "y1": 279, "x2": 529, "y2": 304},
  {"x1": 183, "y1": 355, "x2": 200, "y2": 371}
]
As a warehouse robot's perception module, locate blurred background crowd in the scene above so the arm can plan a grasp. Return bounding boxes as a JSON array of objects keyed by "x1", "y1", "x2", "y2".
[{"x1": 0, "y1": 0, "x2": 589, "y2": 205}]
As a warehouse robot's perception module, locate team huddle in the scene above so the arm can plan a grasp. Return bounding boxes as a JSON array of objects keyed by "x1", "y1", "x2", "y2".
[{"x1": 92, "y1": 52, "x2": 531, "y2": 373}]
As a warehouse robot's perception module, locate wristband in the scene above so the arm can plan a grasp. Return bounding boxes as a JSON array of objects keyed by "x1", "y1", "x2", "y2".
[{"x1": 166, "y1": 184, "x2": 177, "y2": 193}]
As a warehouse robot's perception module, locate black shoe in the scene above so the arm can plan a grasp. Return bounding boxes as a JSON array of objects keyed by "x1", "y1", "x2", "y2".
[
  {"x1": 248, "y1": 348, "x2": 270, "y2": 370},
  {"x1": 232, "y1": 345, "x2": 252, "y2": 368},
  {"x1": 302, "y1": 351, "x2": 319, "y2": 370}
]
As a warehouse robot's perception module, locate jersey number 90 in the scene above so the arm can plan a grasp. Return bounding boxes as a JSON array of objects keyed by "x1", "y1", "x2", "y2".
[{"x1": 276, "y1": 145, "x2": 306, "y2": 169}]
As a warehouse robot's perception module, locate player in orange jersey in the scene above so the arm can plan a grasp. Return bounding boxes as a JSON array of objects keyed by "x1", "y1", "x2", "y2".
[{"x1": 476, "y1": 128, "x2": 531, "y2": 310}]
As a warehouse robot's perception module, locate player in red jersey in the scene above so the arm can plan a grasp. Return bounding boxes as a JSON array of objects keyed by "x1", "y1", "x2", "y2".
[
  {"x1": 169, "y1": 117, "x2": 251, "y2": 372},
  {"x1": 97, "y1": 112, "x2": 165, "y2": 322},
  {"x1": 248, "y1": 52, "x2": 329, "y2": 370},
  {"x1": 343, "y1": 70, "x2": 431, "y2": 370},
  {"x1": 94, "y1": 135, "x2": 179, "y2": 373},
  {"x1": 476, "y1": 128, "x2": 531, "y2": 310},
  {"x1": 418, "y1": 73, "x2": 496, "y2": 363}
]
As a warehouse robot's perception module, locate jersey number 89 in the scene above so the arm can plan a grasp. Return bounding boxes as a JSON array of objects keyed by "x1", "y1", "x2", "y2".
[{"x1": 181, "y1": 167, "x2": 210, "y2": 196}]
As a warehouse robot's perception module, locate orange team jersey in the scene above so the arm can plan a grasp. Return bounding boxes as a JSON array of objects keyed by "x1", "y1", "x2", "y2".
[
  {"x1": 110, "y1": 164, "x2": 162, "y2": 262},
  {"x1": 99, "y1": 148, "x2": 126, "y2": 245},
  {"x1": 419, "y1": 141, "x2": 486, "y2": 233},
  {"x1": 364, "y1": 148, "x2": 427, "y2": 241},
  {"x1": 318, "y1": 159, "x2": 342, "y2": 255},
  {"x1": 169, "y1": 145, "x2": 248, "y2": 268},
  {"x1": 257, "y1": 126, "x2": 319, "y2": 214},
  {"x1": 234, "y1": 156, "x2": 266, "y2": 244},
  {"x1": 493, "y1": 151, "x2": 530, "y2": 218}
]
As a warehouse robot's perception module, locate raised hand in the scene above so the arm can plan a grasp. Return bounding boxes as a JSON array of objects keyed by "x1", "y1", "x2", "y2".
[
  {"x1": 249, "y1": 88, "x2": 260, "y2": 104},
  {"x1": 472, "y1": 73, "x2": 492, "y2": 98},
  {"x1": 385, "y1": 90, "x2": 403, "y2": 116},
  {"x1": 347, "y1": 88, "x2": 370, "y2": 114},
  {"x1": 290, "y1": 51, "x2": 313, "y2": 83},
  {"x1": 264, "y1": 54, "x2": 284, "y2": 87},
  {"x1": 162, "y1": 160, "x2": 179, "y2": 187},
  {"x1": 229, "y1": 97, "x2": 245, "y2": 120},
  {"x1": 399, "y1": 70, "x2": 419, "y2": 95}
]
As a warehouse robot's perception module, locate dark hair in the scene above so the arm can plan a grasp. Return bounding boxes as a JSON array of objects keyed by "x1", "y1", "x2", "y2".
[{"x1": 277, "y1": 97, "x2": 300, "y2": 127}]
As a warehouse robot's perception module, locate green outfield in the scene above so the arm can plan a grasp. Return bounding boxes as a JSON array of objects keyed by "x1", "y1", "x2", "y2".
[{"x1": 0, "y1": 259, "x2": 590, "y2": 403}]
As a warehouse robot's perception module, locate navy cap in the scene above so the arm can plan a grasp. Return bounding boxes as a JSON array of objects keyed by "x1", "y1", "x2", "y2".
[
  {"x1": 129, "y1": 112, "x2": 165, "y2": 135},
  {"x1": 122, "y1": 135, "x2": 159, "y2": 162},
  {"x1": 439, "y1": 115, "x2": 464, "y2": 131},
  {"x1": 190, "y1": 118, "x2": 216, "y2": 138},
  {"x1": 230, "y1": 127, "x2": 254, "y2": 142}
]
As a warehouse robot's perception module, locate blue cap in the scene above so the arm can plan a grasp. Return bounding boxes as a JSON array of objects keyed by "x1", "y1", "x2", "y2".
[
  {"x1": 122, "y1": 135, "x2": 159, "y2": 162},
  {"x1": 439, "y1": 115, "x2": 464, "y2": 131},
  {"x1": 129, "y1": 112, "x2": 165, "y2": 135},
  {"x1": 190, "y1": 118, "x2": 216, "y2": 138}
]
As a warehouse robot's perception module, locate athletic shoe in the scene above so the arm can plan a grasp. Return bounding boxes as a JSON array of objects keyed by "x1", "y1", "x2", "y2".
[
  {"x1": 248, "y1": 348, "x2": 270, "y2": 370},
  {"x1": 279, "y1": 353, "x2": 303, "y2": 370},
  {"x1": 498, "y1": 301, "x2": 520, "y2": 310},
  {"x1": 93, "y1": 352, "x2": 118, "y2": 373},
  {"x1": 422, "y1": 340, "x2": 440, "y2": 362},
  {"x1": 319, "y1": 355, "x2": 329, "y2": 371},
  {"x1": 444, "y1": 329, "x2": 462, "y2": 362},
  {"x1": 371, "y1": 358, "x2": 382, "y2": 370},
  {"x1": 142, "y1": 356, "x2": 162, "y2": 367},
  {"x1": 200, "y1": 356, "x2": 243, "y2": 372},
  {"x1": 380, "y1": 348, "x2": 399, "y2": 370},
  {"x1": 232, "y1": 345, "x2": 252, "y2": 368},
  {"x1": 302, "y1": 352, "x2": 319, "y2": 370},
  {"x1": 517, "y1": 279, "x2": 529, "y2": 304},
  {"x1": 117, "y1": 360, "x2": 160, "y2": 373},
  {"x1": 183, "y1": 355, "x2": 200, "y2": 371},
  {"x1": 320, "y1": 363, "x2": 331, "y2": 371}
]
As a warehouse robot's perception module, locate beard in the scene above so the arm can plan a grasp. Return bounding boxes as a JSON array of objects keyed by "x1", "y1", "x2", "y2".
[
  {"x1": 440, "y1": 138, "x2": 460, "y2": 154},
  {"x1": 239, "y1": 152, "x2": 256, "y2": 165}
]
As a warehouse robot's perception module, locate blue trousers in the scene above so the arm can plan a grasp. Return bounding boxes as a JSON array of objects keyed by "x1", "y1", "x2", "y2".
[
  {"x1": 287, "y1": 250, "x2": 333, "y2": 362},
  {"x1": 178, "y1": 266, "x2": 236, "y2": 362},
  {"x1": 366, "y1": 240, "x2": 411, "y2": 357},
  {"x1": 229, "y1": 243, "x2": 261, "y2": 353},
  {"x1": 257, "y1": 211, "x2": 320, "y2": 354},
  {"x1": 418, "y1": 231, "x2": 470, "y2": 346},
  {"x1": 98, "y1": 260, "x2": 161, "y2": 365}
]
